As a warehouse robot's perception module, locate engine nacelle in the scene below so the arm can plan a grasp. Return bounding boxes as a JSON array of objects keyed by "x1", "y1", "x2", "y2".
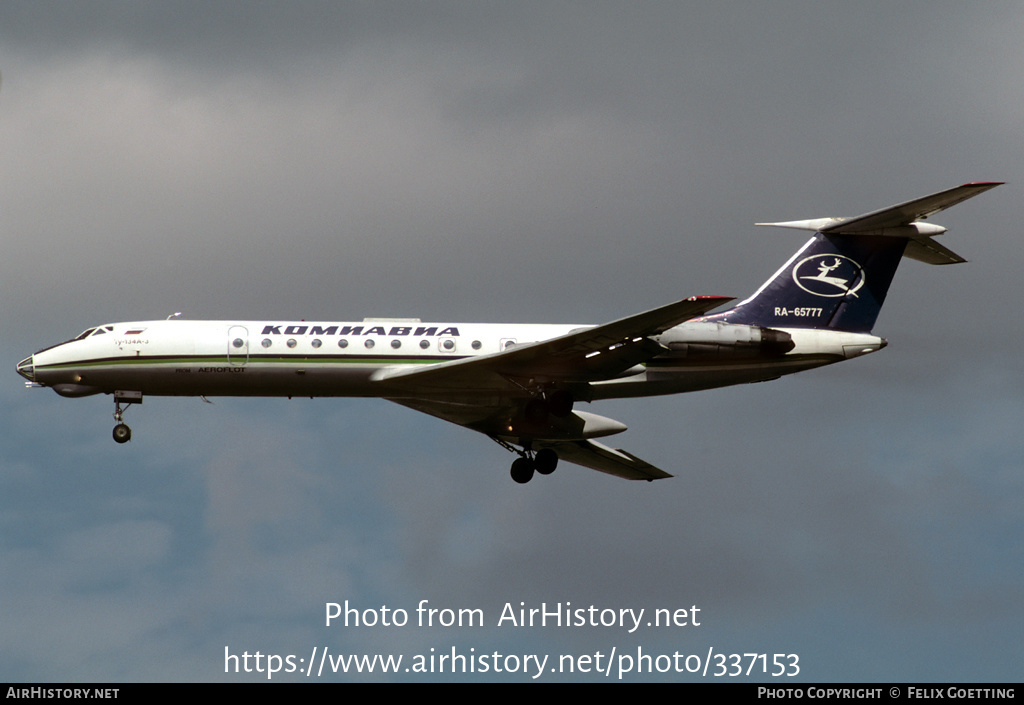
[{"x1": 657, "y1": 322, "x2": 794, "y2": 359}]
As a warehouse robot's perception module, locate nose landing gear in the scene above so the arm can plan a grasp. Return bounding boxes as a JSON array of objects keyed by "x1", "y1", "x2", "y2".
[{"x1": 111, "y1": 391, "x2": 142, "y2": 444}]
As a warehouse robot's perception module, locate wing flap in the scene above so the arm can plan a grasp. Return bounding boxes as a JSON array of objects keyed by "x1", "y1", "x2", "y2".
[{"x1": 536, "y1": 439, "x2": 672, "y2": 481}]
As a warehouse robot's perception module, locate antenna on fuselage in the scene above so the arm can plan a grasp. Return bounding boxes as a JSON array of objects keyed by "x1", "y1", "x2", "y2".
[{"x1": 167, "y1": 312, "x2": 182, "y2": 320}]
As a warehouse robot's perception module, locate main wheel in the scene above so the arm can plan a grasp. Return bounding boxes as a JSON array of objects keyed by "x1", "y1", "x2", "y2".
[
  {"x1": 510, "y1": 457, "x2": 535, "y2": 484},
  {"x1": 534, "y1": 448, "x2": 558, "y2": 475},
  {"x1": 112, "y1": 423, "x2": 132, "y2": 444}
]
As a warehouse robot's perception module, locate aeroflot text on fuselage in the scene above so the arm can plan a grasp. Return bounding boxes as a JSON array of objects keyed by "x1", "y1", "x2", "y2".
[{"x1": 259, "y1": 325, "x2": 461, "y2": 337}]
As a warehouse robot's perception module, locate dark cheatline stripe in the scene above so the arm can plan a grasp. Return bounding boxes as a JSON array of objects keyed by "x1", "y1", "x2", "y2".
[{"x1": 36, "y1": 353, "x2": 468, "y2": 371}]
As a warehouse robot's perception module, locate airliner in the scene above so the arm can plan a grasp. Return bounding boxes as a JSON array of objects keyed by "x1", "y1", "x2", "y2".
[{"x1": 17, "y1": 183, "x2": 1000, "y2": 483}]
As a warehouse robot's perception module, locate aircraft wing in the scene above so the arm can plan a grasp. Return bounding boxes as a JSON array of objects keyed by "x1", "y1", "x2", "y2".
[
  {"x1": 388, "y1": 397, "x2": 671, "y2": 481},
  {"x1": 377, "y1": 297, "x2": 729, "y2": 481},
  {"x1": 373, "y1": 295, "x2": 731, "y2": 393}
]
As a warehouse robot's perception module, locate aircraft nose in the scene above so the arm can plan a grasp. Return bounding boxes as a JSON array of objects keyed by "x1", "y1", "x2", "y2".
[{"x1": 16, "y1": 355, "x2": 35, "y2": 382}]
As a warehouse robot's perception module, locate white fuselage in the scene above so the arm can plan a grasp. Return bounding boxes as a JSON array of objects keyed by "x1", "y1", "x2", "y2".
[{"x1": 20, "y1": 317, "x2": 885, "y2": 402}]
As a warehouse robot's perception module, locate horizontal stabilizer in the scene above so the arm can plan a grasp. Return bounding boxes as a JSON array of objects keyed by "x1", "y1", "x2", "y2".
[
  {"x1": 903, "y1": 236, "x2": 967, "y2": 265},
  {"x1": 817, "y1": 182, "x2": 1003, "y2": 234},
  {"x1": 757, "y1": 182, "x2": 1002, "y2": 265}
]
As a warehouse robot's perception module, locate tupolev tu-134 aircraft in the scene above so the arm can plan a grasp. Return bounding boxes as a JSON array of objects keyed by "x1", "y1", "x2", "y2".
[{"x1": 17, "y1": 183, "x2": 1001, "y2": 483}]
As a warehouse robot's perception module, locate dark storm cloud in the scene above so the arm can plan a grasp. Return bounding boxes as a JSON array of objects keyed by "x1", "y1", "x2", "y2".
[
  {"x1": 1, "y1": 1, "x2": 436, "y2": 64},
  {"x1": 3, "y1": 2, "x2": 1019, "y2": 328}
]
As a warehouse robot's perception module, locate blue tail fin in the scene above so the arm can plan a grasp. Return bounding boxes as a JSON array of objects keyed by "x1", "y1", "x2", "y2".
[
  {"x1": 714, "y1": 233, "x2": 906, "y2": 333},
  {"x1": 706, "y1": 182, "x2": 1002, "y2": 333}
]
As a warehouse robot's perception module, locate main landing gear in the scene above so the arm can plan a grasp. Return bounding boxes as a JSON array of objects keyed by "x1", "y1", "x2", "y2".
[
  {"x1": 510, "y1": 448, "x2": 559, "y2": 484},
  {"x1": 496, "y1": 389, "x2": 574, "y2": 483},
  {"x1": 111, "y1": 391, "x2": 142, "y2": 444},
  {"x1": 493, "y1": 437, "x2": 559, "y2": 484}
]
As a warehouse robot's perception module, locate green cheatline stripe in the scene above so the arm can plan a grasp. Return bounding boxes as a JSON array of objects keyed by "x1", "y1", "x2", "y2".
[{"x1": 36, "y1": 353, "x2": 466, "y2": 371}]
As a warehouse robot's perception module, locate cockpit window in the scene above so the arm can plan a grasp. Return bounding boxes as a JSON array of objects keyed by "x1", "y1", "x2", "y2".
[{"x1": 33, "y1": 325, "x2": 108, "y2": 356}]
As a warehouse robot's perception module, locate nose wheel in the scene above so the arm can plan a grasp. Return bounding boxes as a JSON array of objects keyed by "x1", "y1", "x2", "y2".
[
  {"x1": 111, "y1": 391, "x2": 142, "y2": 444},
  {"x1": 113, "y1": 423, "x2": 132, "y2": 443}
]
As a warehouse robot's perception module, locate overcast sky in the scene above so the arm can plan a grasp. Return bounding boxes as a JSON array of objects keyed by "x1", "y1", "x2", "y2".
[{"x1": 2, "y1": 2, "x2": 1022, "y2": 682}]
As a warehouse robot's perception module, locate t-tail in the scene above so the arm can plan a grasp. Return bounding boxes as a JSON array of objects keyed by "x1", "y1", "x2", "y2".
[{"x1": 706, "y1": 182, "x2": 1002, "y2": 333}]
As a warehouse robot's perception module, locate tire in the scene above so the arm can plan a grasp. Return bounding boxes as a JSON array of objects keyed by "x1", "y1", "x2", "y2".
[
  {"x1": 510, "y1": 457, "x2": 535, "y2": 484},
  {"x1": 112, "y1": 424, "x2": 132, "y2": 444},
  {"x1": 535, "y1": 448, "x2": 558, "y2": 475}
]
